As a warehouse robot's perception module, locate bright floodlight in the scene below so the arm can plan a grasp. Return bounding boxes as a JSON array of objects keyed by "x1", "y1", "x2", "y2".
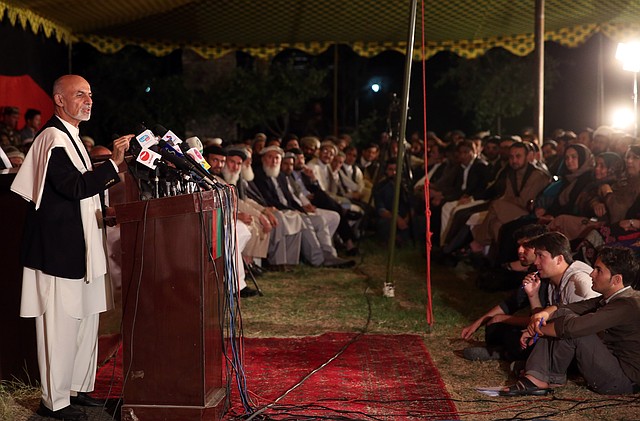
[
  {"x1": 371, "y1": 83, "x2": 380, "y2": 93},
  {"x1": 616, "y1": 42, "x2": 640, "y2": 72},
  {"x1": 611, "y1": 107, "x2": 635, "y2": 129}
]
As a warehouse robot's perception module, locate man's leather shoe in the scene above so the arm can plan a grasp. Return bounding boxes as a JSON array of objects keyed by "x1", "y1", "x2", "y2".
[
  {"x1": 323, "y1": 256, "x2": 356, "y2": 269},
  {"x1": 70, "y1": 391, "x2": 105, "y2": 407},
  {"x1": 37, "y1": 402, "x2": 88, "y2": 421},
  {"x1": 240, "y1": 287, "x2": 259, "y2": 298}
]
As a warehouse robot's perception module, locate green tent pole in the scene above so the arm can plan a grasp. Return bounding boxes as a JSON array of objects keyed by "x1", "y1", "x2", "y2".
[{"x1": 384, "y1": 0, "x2": 418, "y2": 297}]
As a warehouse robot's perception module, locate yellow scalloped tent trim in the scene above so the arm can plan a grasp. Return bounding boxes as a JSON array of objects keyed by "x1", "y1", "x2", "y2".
[
  {"x1": 0, "y1": 1, "x2": 72, "y2": 44},
  {"x1": 2, "y1": 1, "x2": 640, "y2": 61}
]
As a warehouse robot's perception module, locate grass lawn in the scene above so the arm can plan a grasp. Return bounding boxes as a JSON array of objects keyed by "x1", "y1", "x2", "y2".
[
  {"x1": 236, "y1": 238, "x2": 640, "y2": 420},
  {"x1": 3, "y1": 237, "x2": 640, "y2": 420}
]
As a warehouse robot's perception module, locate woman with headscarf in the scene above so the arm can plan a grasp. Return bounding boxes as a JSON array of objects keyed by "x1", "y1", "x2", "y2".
[
  {"x1": 548, "y1": 151, "x2": 624, "y2": 240},
  {"x1": 491, "y1": 144, "x2": 593, "y2": 269},
  {"x1": 575, "y1": 145, "x2": 640, "y2": 264},
  {"x1": 534, "y1": 143, "x2": 594, "y2": 223}
]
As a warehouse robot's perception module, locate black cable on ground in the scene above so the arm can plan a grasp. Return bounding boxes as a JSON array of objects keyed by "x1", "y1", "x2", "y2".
[{"x1": 226, "y1": 250, "x2": 374, "y2": 421}]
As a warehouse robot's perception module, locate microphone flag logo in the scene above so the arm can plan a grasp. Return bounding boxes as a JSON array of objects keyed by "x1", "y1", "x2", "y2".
[
  {"x1": 162, "y1": 130, "x2": 183, "y2": 145},
  {"x1": 187, "y1": 148, "x2": 211, "y2": 170},
  {"x1": 136, "y1": 129, "x2": 159, "y2": 149},
  {"x1": 136, "y1": 148, "x2": 162, "y2": 169}
]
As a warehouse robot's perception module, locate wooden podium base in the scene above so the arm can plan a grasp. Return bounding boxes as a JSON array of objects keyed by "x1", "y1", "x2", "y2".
[{"x1": 122, "y1": 388, "x2": 226, "y2": 421}]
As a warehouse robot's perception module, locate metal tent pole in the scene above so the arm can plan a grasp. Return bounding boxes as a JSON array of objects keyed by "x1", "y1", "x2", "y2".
[
  {"x1": 383, "y1": 0, "x2": 418, "y2": 297},
  {"x1": 535, "y1": 0, "x2": 545, "y2": 141}
]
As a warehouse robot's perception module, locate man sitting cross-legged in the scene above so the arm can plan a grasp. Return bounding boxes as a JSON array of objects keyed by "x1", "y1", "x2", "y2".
[
  {"x1": 501, "y1": 245, "x2": 640, "y2": 396},
  {"x1": 460, "y1": 224, "x2": 548, "y2": 362}
]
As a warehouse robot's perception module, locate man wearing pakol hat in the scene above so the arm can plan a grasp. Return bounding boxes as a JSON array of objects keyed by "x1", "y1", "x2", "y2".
[{"x1": 306, "y1": 140, "x2": 338, "y2": 192}]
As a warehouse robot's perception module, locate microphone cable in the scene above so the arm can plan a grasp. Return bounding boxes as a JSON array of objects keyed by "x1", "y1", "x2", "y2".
[{"x1": 201, "y1": 183, "x2": 254, "y2": 414}]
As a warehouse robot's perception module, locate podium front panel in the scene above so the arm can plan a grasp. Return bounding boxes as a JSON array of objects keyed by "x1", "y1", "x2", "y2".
[{"x1": 117, "y1": 191, "x2": 226, "y2": 418}]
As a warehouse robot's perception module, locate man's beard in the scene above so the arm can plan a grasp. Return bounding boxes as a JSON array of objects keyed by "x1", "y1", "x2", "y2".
[
  {"x1": 65, "y1": 107, "x2": 91, "y2": 122},
  {"x1": 241, "y1": 164, "x2": 255, "y2": 181},
  {"x1": 264, "y1": 165, "x2": 280, "y2": 178},
  {"x1": 222, "y1": 167, "x2": 240, "y2": 185}
]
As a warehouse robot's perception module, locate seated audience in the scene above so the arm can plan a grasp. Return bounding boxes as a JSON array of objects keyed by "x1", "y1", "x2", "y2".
[
  {"x1": 576, "y1": 144, "x2": 640, "y2": 264},
  {"x1": 373, "y1": 159, "x2": 413, "y2": 246},
  {"x1": 461, "y1": 224, "x2": 547, "y2": 361},
  {"x1": 548, "y1": 151, "x2": 624, "y2": 240},
  {"x1": 339, "y1": 145, "x2": 369, "y2": 204},
  {"x1": 252, "y1": 145, "x2": 354, "y2": 268},
  {"x1": 468, "y1": 142, "x2": 551, "y2": 261},
  {"x1": 590, "y1": 126, "x2": 614, "y2": 156},
  {"x1": 501, "y1": 245, "x2": 640, "y2": 396},
  {"x1": 3, "y1": 145, "x2": 25, "y2": 167},
  {"x1": 495, "y1": 143, "x2": 595, "y2": 260},
  {"x1": 0, "y1": 106, "x2": 20, "y2": 147},
  {"x1": 204, "y1": 145, "x2": 259, "y2": 296},
  {"x1": 289, "y1": 147, "x2": 361, "y2": 255},
  {"x1": 357, "y1": 142, "x2": 382, "y2": 185},
  {"x1": 19, "y1": 108, "x2": 42, "y2": 144},
  {"x1": 435, "y1": 140, "x2": 489, "y2": 247},
  {"x1": 300, "y1": 135, "x2": 320, "y2": 162},
  {"x1": 463, "y1": 230, "x2": 598, "y2": 362}
]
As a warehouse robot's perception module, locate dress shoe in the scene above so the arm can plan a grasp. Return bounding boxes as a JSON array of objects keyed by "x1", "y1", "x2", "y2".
[
  {"x1": 37, "y1": 402, "x2": 88, "y2": 421},
  {"x1": 323, "y1": 256, "x2": 356, "y2": 269},
  {"x1": 240, "y1": 287, "x2": 259, "y2": 298},
  {"x1": 70, "y1": 391, "x2": 105, "y2": 407}
]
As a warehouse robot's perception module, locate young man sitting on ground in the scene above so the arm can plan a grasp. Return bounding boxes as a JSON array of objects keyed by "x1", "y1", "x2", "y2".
[
  {"x1": 501, "y1": 245, "x2": 640, "y2": 396},
  {"x1": 461, "y1": 224, "x2": 547, "y2": 361},
  {"x1": 462, "y1": 230, "x2": 599, "y2": 362}
]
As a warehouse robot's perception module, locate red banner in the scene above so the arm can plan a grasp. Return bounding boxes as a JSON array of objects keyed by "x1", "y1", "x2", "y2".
[{"x1": 0, "y1": 75, "x2": 53, "y2": 127}]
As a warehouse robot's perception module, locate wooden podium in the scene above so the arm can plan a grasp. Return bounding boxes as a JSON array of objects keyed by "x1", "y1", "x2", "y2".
[{"x1": 115, "y1": 190, "x2": 227, "y2": 421}]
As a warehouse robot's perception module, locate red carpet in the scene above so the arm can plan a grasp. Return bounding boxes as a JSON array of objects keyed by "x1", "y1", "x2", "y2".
[{"x1": 94, "y1": 332, "x2": 457, "y2": 420}]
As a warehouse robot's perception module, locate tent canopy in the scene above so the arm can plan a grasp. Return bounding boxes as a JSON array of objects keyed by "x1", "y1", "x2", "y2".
[{"x1": 2, "y1": 0, "x2": 640, "y2": 60}]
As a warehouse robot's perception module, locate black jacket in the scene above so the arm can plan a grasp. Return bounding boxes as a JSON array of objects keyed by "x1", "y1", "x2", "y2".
[{"x1": 20, "y1": 117, "x2": 119, "y2": 279}]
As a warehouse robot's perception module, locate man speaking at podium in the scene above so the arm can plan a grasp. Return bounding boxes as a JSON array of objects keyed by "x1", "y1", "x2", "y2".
[{"x1": 11, "y1": 75, "x2": 131, "y2": 421}]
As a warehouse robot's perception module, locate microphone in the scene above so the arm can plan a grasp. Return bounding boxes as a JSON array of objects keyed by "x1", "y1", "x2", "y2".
[
  {"x1": 152, "y1": 124, "x2": 219, "y2": 185},
  {"x1": 153, "y1": 124, "x2": 184, "y2": 153},
  {"x1": 178, "y1": 136, "x2": 211, "y2": 171},
  {"x1": 129, "y1": 126, "x2": 164, "y2": 169},
  {"x1": 152, "y1": 139, "x2": 219, "y2": 188},
  {"x1": 186, "y1": 136, "x2": 203, "y2": 152}
]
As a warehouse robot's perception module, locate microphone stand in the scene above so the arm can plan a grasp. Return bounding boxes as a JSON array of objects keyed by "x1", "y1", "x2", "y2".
[{"x1": 153, "y1": 167, "x2": 160, "y2": 199}]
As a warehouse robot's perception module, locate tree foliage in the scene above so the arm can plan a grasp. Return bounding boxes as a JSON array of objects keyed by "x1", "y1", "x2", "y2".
[
  {"x1": 437, "y1": 48, "x2": 557, "y2": 134},
  {"x1": 73, "y1": 46, "x2": 194, "y2": 142},
  {"x1": 211, "y1": 61, "x2": 327, "y2": 137}
]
